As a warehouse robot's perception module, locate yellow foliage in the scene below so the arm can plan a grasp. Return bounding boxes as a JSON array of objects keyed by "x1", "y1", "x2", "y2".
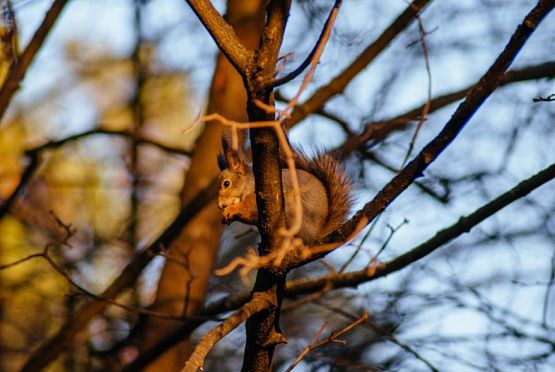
[
  {"x1": 0, "y1": 120, "x2": 25, "y2": 199},
  {"x1": 142, "y1": 73, "x2": 199, "y2": 149}
]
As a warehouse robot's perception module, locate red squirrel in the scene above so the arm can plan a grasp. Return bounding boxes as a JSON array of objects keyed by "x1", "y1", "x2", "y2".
[{"x1": 217, "y1": 141, "x2": 352, "y2": 244}]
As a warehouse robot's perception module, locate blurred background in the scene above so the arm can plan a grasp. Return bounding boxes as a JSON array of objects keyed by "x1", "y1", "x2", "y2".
[{"x1": 0, "y1": 0, "x2": 554, "y2": 371}]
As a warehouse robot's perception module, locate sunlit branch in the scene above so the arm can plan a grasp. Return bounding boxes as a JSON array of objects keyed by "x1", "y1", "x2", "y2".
[
  {"x1": 0, "y1": 0, "x2": 69, "y2": 121},
  {"x1": 184, "y1": 0, "x2": 252, "y2": 75},
  {"x1": 181, "y1": 296, "x2": 270, "y2": 372}
]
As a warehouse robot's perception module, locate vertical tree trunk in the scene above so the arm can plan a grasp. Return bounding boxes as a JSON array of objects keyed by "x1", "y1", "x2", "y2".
[{"x1": 139, "y1": 2, "x2": 264, "y2": 370}]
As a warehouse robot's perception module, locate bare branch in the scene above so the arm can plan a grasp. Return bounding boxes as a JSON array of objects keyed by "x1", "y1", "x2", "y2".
[
  {"x1": 0, "y1": 152, "x2": 37, "y2": 219},
  {"x1": 181, "y1": 296, "x2": 270, "y2": 372},
  {"x1": 338, "y1": 61, "x2": 555, "y2": 154},
  {"x1": 533, "y1": 93, "x2": 555, "y2": 101},
  {"x1": 319, "y1": 303, "x2": 439, "y2": 372},
  {"x1": 287, "y1": 0, "x2": 432, "y2": 127},
  {"x1": 321, "y1": 0, "x2": 555, "y2": 251},
  {"x1": 400, "y1": 13, "x2": 433, "y2": 167},
  {"x1": 185, "y1": 0, "x2": 253, "y2": 75},
  {"x1": 287, "y1": 162, "x2": 555, "y2": 294},
  {"x1": 0, "y1": 0, "x2": 69, "y2": 121},
  {"x1": 27, "y1": 128, "x2": 192, "y2": 156},
  {"x1": 272, "y1": 0, "x2": 342, "y2": 87},
  {"x1": 285, "y1": 310, "x2": 368, "y2": 372}
]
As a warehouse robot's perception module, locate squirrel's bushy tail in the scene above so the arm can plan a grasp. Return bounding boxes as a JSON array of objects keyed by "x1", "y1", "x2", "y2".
[{"x1": 289, "y1": 149, "x2": 353, "y2": 240}]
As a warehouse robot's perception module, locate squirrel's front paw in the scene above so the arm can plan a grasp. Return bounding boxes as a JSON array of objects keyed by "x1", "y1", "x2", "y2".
[{"x1": 221, "y1": 210, "x2": 235, "y2": 225}]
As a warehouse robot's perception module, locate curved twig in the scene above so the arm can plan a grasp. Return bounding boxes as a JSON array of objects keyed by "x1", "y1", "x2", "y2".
[{"x1": 272, "y1": 0, "x2": 342, "y2": 87}]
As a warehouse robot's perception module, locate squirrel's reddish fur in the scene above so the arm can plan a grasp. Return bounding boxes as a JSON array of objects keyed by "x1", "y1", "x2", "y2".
[{"x1": 217, "y1": 141, "x2": 352, "y2": 244}]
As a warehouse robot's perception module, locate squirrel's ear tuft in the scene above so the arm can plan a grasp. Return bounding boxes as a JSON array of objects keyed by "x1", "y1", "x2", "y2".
[
  {"x1": 218, "y1": 136, "x2": 231, "y2": 170},
  {"x1": 217, "y1": 153, "x2": 227, "y2": 170},
  {"x1": 226, "y1": 148, "x2": 246, "y2": 173},
  {"x1": 221, "y1": 135, "x2": 230, "y2": 153},
  {"x1": 221, "y1": 135, "x2": 249, "y2": 174}
]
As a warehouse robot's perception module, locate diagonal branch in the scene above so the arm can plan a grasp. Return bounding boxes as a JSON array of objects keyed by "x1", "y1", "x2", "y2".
[
  {"x1": 321, "y1": 0, "x2": 555, "y2": 249},
  {"x1": 181, "y1": 296, "x2": 270, "y2": 372},
  {"x1": 0, "y1": 152, "x2": 37, "y2": 219},
  {"x1": 272, "y1": 0, "x2": 342, "y2": 87},
  {"x1": 285, "y1": 162, "x2": 555, "y2": 295},
  {"x1": 337, "y1": 60, "x2": 555, "y2": 154},
  {"x1": 287, "y1": 0, "x2": 432, "y2": 127},
  {"x1": 0, "y1": 0, "x2": 70, "y2": 121},
  {"x1": 185, "y1": 0, "x2": 253, "y2": 75}
]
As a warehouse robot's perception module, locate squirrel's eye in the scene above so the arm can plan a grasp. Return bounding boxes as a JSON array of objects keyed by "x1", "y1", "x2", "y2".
[{"x1": 223, "y1": 180, "x2": 231, "y2": 188}]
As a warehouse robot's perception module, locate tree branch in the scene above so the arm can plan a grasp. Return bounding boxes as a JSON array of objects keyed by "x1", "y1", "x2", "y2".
[
  {"x1": 286, "y1": 162, "x2": 555, "y2": 295},
  {"x1": 185, "y1": 0, "x2": 253, "y2": 75},
  {"x1": 0, "y1": 152, "x2": 37, "y2": 219},
  {"x1": 322, "y1": 0, "x2": 555, "y2": 249},
  {"x1": 27, "y1": 128, "x2": 192, "y2": 156},
  {"x1": 338, "y1": 61, "x2": 555, "y2": 153},
  {"x1": 287, "y1": 0, "x2": 432, "y2": 127},
  {"x1": 0, "y1": 0, "x2": 69, "y2": 121},
  {"x1": 271, "y1": 0, "x2": 342, "y2": 87},
  {"x1": 181, "y1": 296, "x2": 270, "y2": 372},
  {"x1": 285, "y1": 310, "x2": 368, "y2": 372}
]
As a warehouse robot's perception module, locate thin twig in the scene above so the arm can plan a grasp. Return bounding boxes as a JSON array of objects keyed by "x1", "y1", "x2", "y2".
[
  {"x1": 338, "y1": 215, "x2": 380, "y2": 273},
  {"x1": 339, "y1": 61, "x2": 555, "y2": 154},
  {"x1": 272, "y1": 0, "x2": 342, "y2": 87},
  {"x1": 28, "y1": 127, "x2": 192, "y2": 156},
  {"x1": 285, "y1": 310, "x2": 369, "y2": 371},
  {"x1": 400, "y1": 13, "x2": 432, "y2": 168},
  {"x1": 533, "y1": 93, "x2": 555, "y2": 102},
  {"x1": 288, "y1": 0, "x2": 432, "y2": 127},
  {"x1": 319, "y1": 303, "x2": 439, "y2": 372}
]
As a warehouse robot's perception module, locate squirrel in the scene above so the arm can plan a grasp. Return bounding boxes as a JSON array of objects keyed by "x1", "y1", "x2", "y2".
[{"x1": 217, "y1": 140, "x2": 352, "y2": 244}]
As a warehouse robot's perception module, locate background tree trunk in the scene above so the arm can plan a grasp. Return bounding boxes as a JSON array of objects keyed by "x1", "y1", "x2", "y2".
[{"x1": 139, "y1": 1, "x2": 265, "y2": 369}]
